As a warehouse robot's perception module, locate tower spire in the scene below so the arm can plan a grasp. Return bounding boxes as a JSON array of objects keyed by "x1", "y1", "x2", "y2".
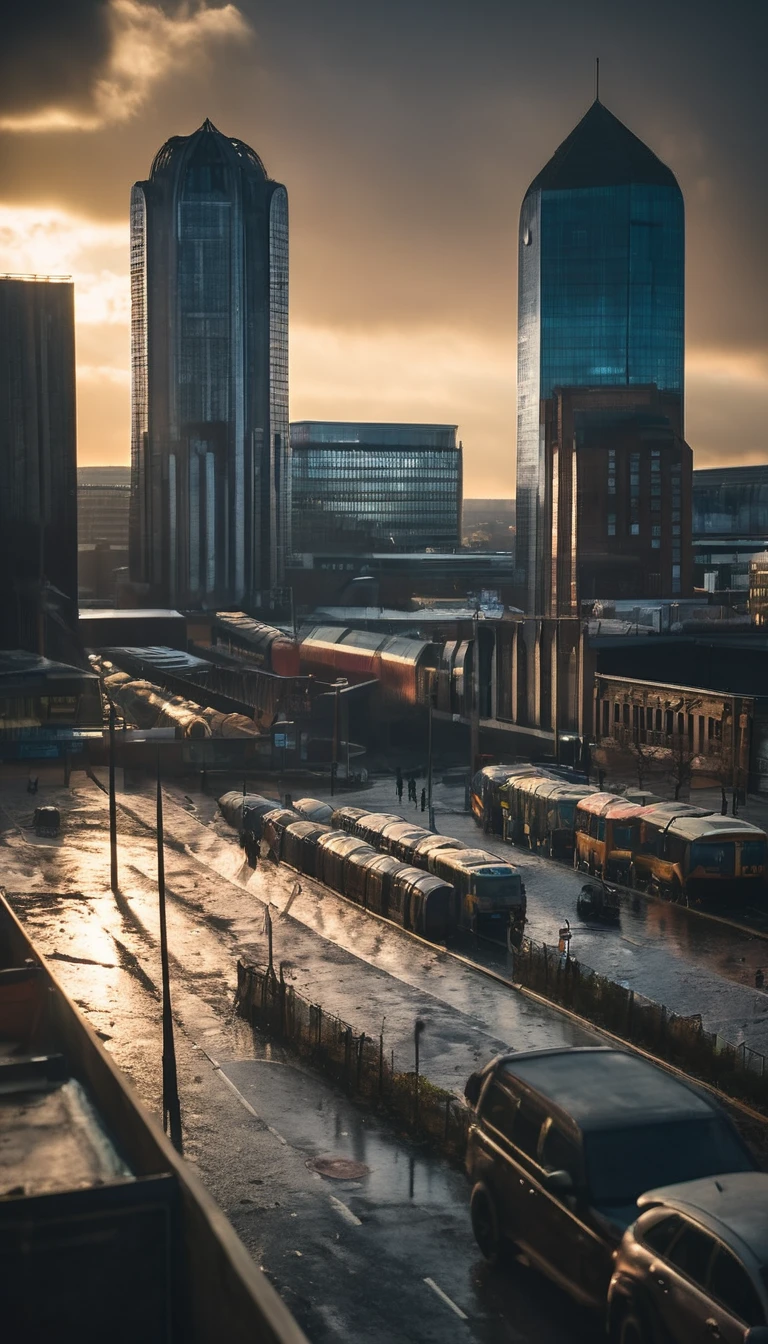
[{"x1": 595, "y1": 56, "x2": 600, "y2": 102}]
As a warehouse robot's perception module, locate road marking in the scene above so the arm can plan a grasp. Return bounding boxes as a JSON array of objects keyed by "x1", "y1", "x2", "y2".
[
  {"x1": 423, "y1": 1277, "x2": 468, "y2": 1319},
  {"x1": 203, "y1": 1051, "x2": 288, "y2": 1145},
  {"x1": 328, "y1": 1195, "x2": 362, "y2": 1227}
]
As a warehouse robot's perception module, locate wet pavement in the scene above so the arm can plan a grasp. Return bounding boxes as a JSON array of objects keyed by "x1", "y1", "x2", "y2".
[
  {"x1": 304, "y1": 775, "x2": 768, "y2": 1057},
  {"x1": 0, "y1": 771, "x2": 600, "y2": 1343}
]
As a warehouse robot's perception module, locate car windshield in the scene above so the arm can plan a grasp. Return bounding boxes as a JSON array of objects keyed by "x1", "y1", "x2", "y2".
[{"x1": 584, "y1": 1120, "x2": 752, "y2": 1207}]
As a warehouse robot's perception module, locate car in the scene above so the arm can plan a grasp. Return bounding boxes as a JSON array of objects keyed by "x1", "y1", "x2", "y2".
[
  {"x1": 464, "y1": 1047, "x2": 756, "y2": 1311},
  {"x1": 608, "y1": 1171, "x2": 768, "y2": 1344}
]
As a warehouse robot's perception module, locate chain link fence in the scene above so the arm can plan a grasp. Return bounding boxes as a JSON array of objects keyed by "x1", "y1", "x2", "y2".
[
  {"x1": 235, "y1": 960, "x2": 470, "y2": 1159},
  {"x1": 511, "y1": 935, "x2": 768, "y2": 1111}
]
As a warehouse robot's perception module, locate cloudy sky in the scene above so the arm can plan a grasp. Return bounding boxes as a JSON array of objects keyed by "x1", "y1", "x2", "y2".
[{"x1": 1, "y1": 0, "x2": 765, "y2": 495}]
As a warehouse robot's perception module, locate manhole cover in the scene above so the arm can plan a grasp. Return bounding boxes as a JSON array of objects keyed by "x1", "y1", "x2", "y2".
[{"x1": 307, "y1": 1157, "x2": 369, "y2": 1181}]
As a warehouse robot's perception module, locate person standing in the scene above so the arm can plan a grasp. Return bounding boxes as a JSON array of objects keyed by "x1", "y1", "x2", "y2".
[
  {"x1": 396, "y1": 770, "x2": 404, "y2": 803},
  {"x1": 420, "y1": 787, "x2": 426, "y2": 813}
]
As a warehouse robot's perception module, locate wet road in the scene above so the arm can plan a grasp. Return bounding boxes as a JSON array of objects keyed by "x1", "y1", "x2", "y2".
[
  {"x1": 0, "y1": 774, "x2": 599, "y2": 1343},
  {"x1": 306, "y1": 776, "x2": 768, "y2": 1057}
]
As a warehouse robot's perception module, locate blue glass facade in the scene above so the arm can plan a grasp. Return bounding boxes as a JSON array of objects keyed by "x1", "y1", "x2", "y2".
[
  {"x1": 516, "y1": 101, "x2": 685, "y2": 613},
  {"x1": 130, "y1": 120, "x2": 289, "y2": 609}
]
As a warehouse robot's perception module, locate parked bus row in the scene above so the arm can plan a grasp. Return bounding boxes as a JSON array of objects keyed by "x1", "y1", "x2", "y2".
[
  {"x1": 471, "y1": 765, "x2": 768, "y2": 909},
  {"x1": 218, "y1": 793, "x2": 526, "y2": 939}
]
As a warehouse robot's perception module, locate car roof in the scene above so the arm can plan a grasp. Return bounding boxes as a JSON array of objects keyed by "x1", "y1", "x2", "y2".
[
  {"x1": 498, "y1": 1048, "x2": 715, "y2": 1131},
  {"x1": 638, "y1": 1173, "x2": 768, "y2": 1264}
]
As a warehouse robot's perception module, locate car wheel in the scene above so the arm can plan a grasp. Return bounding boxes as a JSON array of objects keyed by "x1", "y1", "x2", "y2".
[{"x1": 470, "y1": 1184, "x2": 502, "y2": 1265}]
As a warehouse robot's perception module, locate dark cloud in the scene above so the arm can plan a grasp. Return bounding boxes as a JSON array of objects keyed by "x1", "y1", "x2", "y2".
[
  {"x1": 1, "y1": 0, "x2": 766, "y2": 476},
  {"x1": 0, "y1": 1, "x2": 112, "y2": 115}
]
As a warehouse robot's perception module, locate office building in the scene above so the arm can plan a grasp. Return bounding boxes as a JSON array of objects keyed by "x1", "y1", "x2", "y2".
[
  {"x1": 693, "y1": 466, "x2": 768, "y2": 595},
  {"x1": 517, "y1": 99, "x2": 685, "y2": 612},
  {"x1": 291, "y1": 422, "x2": 462, "y2": 553},
  {"x1": 130, "y1": 119, "x2": 289, "y2": 610},
  {"x1": 78, "y1": 467, "x2": 131, "y2": 547},
  {"x1": 545, "y1": 386, "x2": 692, "y2": 614},
  {"x1": 0, "y1": 276, "x2": 78, "y2": 653}
]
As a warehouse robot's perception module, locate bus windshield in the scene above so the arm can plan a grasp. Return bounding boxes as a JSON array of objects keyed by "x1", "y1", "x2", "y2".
[
  {"x1": 690, "y1": 841, "x2": 735, "y2": 876},
  {"x1": 472, "y1": 870, "x2": 520, "y2": 902},
  {"x1": 741, "y1": 839, "x2": 767, "y2": 873}
]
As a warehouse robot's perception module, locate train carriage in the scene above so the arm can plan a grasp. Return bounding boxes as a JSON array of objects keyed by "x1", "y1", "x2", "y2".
[
  {"x1": 502, "y1": 775, "x2": 597, "y2": 860},
  {"x1": 281, "y1": 820, "x2": 331, "y2": 876},
  {"x1": 574, "y1": 793, "x2": 647, "y2": 881},
  {"x1": 361, "y1": 853, "x2": 406, "y2": 919},
  {"x1": 261, "y1": 808, "x2": 303, "y2": 859},
  {"x1": 352, "y1": 812, "x2": 402, "y2": 846},
  {"x1": 379, "y1": 821, "x2": 433, "y2": 863},
  {"x1": 633, "y1": 807, "x2": 768, "y2": 907},
  {"x1": 470, "y1": 763, "x2": 544, "y2": 832},
  {"x1": 316, "y1": 832, "x2": 374, "y2": 892},
  {"x1": 292, "y1": 798, "x2": 334, "y2": 824},
  {"x1": 330, "y1": 806, "x2": 370, "y2": 834},
  {"x1": 218, "y1": 791, "x2": 280, "y2": 840},
  {"x1": 411, "y1": 834, "x2": 466, "y2": 864},
  {"x1": 390, "y1": 868, "x2": 454, "y2": 940}
]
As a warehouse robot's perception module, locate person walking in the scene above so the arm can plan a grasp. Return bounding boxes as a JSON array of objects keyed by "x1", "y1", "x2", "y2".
[
  {"x1": 396, "y1": 767, "x2": 403, "y2": 802},
  {"x1": 420, "y1": 787, "x2": 426, "y2": 813}
]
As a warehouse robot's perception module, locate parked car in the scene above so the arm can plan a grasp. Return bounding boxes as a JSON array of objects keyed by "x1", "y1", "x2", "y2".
[
  {"x1": 464, "y1": 1047, "x2": 756, "y2": 1311},
  {"x1": 608, "y1": 1171, "x2": 768, "y2": 1343}
]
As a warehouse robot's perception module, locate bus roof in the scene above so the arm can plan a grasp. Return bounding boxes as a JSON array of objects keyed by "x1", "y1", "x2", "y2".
[
  {"x1": 577, "y1": 792, "x2": 647, "y2": 820},
  {"x1": 667, "y1": 815, "x2": 768, "y2": 844}
]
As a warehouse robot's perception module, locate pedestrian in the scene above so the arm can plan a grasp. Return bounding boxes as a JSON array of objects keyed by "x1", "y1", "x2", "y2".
[
  {"x1": 410, "y1": 775, "x2": 418, "y2": 806},
  {"x1": 756, "y1": 968, "x2": 765, "y2": 990},
  {"x1": 27, "y1": 775, "x2": 38, "y2": 795},
  {"x1": 396, "y1": 773, "x2": 404, "y2": 803},
  {"x1": 420, "y1": 787, "x2": 426, "y2": 813}
]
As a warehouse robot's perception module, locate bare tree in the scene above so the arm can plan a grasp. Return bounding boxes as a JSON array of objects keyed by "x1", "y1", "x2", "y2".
[
  {"x1": 627, "y1": 732, "x2": 655, "y2": 793},
  {"x1": 670, "y1": 733, "x2": 693, "y2": 801}
]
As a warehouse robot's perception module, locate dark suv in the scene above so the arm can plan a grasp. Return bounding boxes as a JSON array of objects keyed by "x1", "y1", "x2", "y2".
[{"x1": 464, "y1": 1047, "x2": 755, "y2": 1310}]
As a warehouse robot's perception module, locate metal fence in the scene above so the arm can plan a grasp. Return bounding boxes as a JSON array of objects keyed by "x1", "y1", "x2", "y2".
[
  {"x1": 512, "y1": 935, "x2": 768, "y2": 1110},
  {"x1": 235, "y1": 960, "x2": 470, "y2": 1159}
]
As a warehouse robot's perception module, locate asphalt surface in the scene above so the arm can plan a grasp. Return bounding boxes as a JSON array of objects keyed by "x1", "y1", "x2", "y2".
[
  {"x1": 0, "y1": 773, "x2": 598, "y2": 1343},
  {"x1": 308, "y1": 775, "x2": 768, "y2": 1057}
]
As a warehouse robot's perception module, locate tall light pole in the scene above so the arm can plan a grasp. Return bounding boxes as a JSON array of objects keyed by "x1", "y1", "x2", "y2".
[
  {"x1": 427, "y1": 696, "x2": 435, "y2": 832},
  {"x1": 157, "y1": 758, "x2": 183, "y2": 1153},
  {"x1": 330, "y1": 678, "x2": 347, "y2": 796},
  {"x1": 108, "y1": 702, "x2": 118, "y2": 894}
]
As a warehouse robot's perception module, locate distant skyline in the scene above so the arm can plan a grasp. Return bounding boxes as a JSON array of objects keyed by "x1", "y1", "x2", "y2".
[{"x1": 1, "y1": 0, "x2": 766, "y2": 496}]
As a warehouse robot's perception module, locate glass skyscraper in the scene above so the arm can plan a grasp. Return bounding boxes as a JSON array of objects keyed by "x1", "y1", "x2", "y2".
[
  {"x1": 291, "y1": 422, "x2": 462, "y2": 553},
  {"x1": 130, "y1": 119, "x2": 289, "y2": 609},
  {"x1": 517, "y1": 99, "x2": 685, "y2": 612}
]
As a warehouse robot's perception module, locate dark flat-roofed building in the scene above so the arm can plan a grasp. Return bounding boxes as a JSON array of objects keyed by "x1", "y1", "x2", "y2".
[
  {"x1": 291, "y1": 421, "x2": 462, "y2": 554},
  {"x1": 0, "y1": 275, "x2": 78, "y2": 654},
  {"x1": 544, "y1": 385, "x2": 692, "y2": 614}
]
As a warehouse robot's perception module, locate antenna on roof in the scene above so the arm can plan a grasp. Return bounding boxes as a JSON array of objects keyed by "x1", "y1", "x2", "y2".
[{"x1": 595, "y1": 56, "x2": 600, "y2": 102}]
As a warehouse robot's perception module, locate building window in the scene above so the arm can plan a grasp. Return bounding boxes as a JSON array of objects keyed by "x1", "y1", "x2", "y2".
[
  {"x1": 607, "y1": 513, "x2": 616, "y2": 537},
  {"x1": 631, "y1": 523, "x2": 640, "y2": 536}
]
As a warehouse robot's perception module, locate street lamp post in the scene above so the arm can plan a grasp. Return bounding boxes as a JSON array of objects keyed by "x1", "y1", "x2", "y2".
[
  {"x1": 108, "y1": 702, "x2": 118, "y2": 894},
  {"x1": 330, "y1": 678, "x2": 348, "y2": 796}
]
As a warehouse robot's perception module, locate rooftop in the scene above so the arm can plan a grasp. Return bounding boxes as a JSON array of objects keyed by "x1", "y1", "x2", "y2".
[
  {"x1": 639, "y1": 1172, "x2": 768, "y2": 1262},
  {"x1": 501, "y1": 1048, "x2": 713, "y2": 1131},
  {"x1": 527, "y1": 99, "x2": 679, "y2": 196}
]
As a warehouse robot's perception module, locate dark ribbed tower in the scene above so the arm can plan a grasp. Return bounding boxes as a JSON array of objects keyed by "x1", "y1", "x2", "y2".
[
  {"x1": 516, "y1": 100, "x2": 684, "y2": 613},
  {"x1": 130, "y1": 119, "x2": 289, "y2": 609}
]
